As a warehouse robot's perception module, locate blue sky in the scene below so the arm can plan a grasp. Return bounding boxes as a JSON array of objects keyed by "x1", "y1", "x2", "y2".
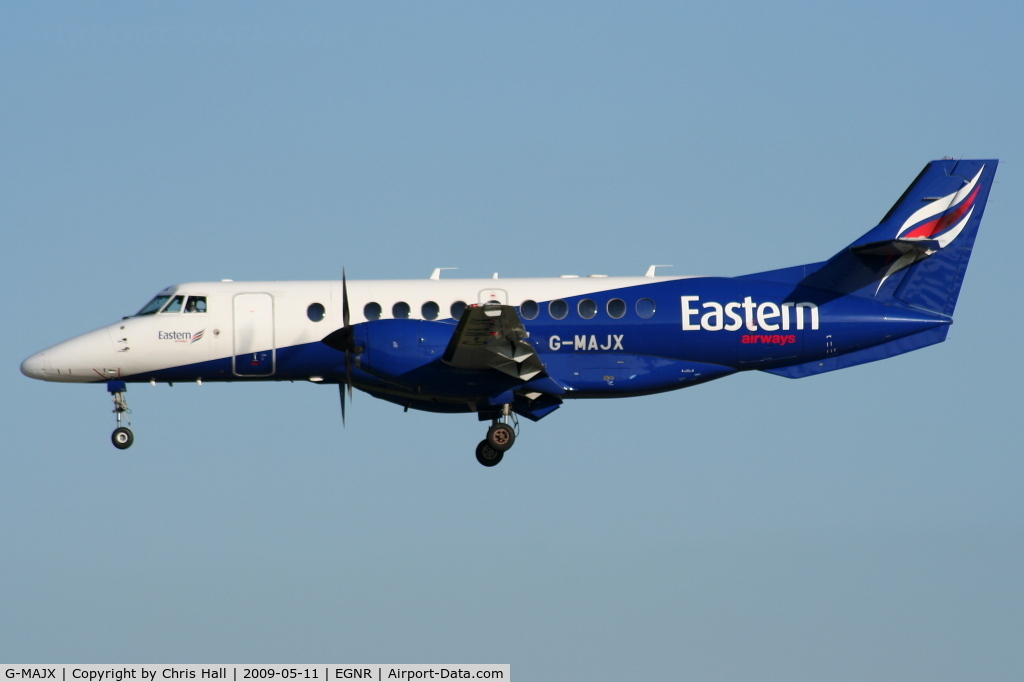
[{"x1": 2, "y1": 2, "x2": 1022, "y2": 679}]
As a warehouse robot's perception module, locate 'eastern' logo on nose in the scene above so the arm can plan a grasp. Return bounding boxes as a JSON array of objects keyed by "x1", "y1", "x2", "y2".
[{"x1": 157, "y1": 329, "x2": 205, "y2": 344}]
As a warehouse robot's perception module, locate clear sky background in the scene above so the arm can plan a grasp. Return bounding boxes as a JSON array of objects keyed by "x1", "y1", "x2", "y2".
[{"x1": 2, "y1": 2, "x2": 1022, "y2": 679}]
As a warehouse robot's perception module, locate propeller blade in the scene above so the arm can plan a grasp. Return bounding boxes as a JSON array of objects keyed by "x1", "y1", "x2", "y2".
[
  {"x1": 342, "y1": 267, "x2": 350, "y2": 329},
  {"x1": 345, "y1": 350, "x2": 354, "y2": 401},
  {"x1": 340, "y1": 268, "x2": 353, "y2": 426},
  {"x1": 339, "y1": 383, "x2": 346, "y2": 427}
]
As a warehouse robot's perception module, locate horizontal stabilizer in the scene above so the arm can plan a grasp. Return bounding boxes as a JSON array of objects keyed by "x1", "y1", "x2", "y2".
[{"x1": 849, "y1": 239, "x2": 939, "y2": 258}]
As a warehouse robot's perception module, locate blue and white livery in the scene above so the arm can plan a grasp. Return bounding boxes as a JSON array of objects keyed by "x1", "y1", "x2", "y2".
[{"x1": 21, "y1": 159, "x2": 997, "y2": 465}]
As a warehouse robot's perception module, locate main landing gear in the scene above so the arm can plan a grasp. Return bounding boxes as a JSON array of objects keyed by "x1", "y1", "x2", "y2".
[
  {"x1": 475, "y1": 408, "x2": 518, "y2": 467},
  {"x1": 107, "y1": 380, "x2": 134, "y2": 450}
]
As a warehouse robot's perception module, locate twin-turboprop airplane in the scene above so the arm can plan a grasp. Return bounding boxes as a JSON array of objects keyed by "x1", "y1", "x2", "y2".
[{"x1": 21, "y1": 159, "x2": 996, "y2": 466}]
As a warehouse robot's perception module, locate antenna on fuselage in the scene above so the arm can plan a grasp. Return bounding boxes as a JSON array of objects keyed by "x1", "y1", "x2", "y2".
[
  {"x1": 430, "y1": 268, "x2": 458, "y2": 280},
  {"x1": 645, "y1": 265, "x2": 673, "y2": 277}
]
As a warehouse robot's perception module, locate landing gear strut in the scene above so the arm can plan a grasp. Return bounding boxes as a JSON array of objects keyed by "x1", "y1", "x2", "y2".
[
  {"x1": 476, "y1": 405, "x2": 517, "y2": 467},
  {"x1": 107, "y1": 380, "x2": 134, "y2": 450}
]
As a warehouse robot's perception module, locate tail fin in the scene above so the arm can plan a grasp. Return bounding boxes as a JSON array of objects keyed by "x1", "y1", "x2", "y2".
[{"x1": 798, "y1": 159, "x2": 997, "y2": 316}]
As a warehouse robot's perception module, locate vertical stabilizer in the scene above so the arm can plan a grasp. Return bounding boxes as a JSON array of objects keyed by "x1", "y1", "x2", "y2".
[{"x1": 799, "y1": 159, "x2": 997, "y2": 316}]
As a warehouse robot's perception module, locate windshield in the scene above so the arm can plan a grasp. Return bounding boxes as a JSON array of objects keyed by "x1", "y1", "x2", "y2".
[
  {"x1": 135, "y1": 294, "x2": 172, "y2": 316},
  {"x1": 163, "y1": 295, "x2": 185, "y2": 313}
]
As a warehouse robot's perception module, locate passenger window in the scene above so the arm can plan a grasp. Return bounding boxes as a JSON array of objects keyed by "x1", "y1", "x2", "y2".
[
  {"x1": 607, "y1": 298, "x2": 627, "y2": 319},
  {"x1": 163, "y1": 295, "x2": 185, "y2": 313},
  {"x1": 307, "y1": 302, "x2": 325, "y2": 322},
  {"x1": 520, "y1": 300, "x2": 539, "y2": 320},
  {"x1": 636, "y1": 298, "x2": 656, "y2": 319},
  {"x1": 364, "y1": 302, "x2": 382, "y2": 321},
  {"x1": 549, "y1": 299, "x2": 568, "y2": 320},
  {"x1": 392, "y1": 302, "x2": 411, "y2": 319},
  {"x1": 578, "y1": 299, "x2": 597, "y2": 319},
  {"x1": 451, "y1": 301, "x2": 467, "y2": 319},
  {"x1": 185, "y1": 296, "x2": 207, "y2": 313},
  {"x1": 422, "y1": 301, "x2": 440, "y2": 320}
]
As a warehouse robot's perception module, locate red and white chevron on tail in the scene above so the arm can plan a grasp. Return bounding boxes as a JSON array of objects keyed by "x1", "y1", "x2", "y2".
[{"x1": 895, "y1": 166, "x2": 983, "y2": 248}]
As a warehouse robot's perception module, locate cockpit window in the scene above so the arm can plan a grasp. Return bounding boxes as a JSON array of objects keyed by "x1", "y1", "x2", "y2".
[
  {"x1": 185, "y1": 296, "x2": 207, "y2": 313},
  {"x1": 135, "y1": 295, "x2": 172, "y2": 316},
  {"x1": 163, "y1": 295, "x2": 185, "y2": 313}
]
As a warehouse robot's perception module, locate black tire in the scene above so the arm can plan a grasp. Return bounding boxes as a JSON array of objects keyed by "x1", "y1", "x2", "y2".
[
  {"x1": 476, "y1": 440, "x2": 504, "y2": 467},
  {"x1": 486, "y1": 423, "x2": 516, "y2": 452},
  {"x1": 112, "y1": 427, "x2": 134, "y2": 450}
]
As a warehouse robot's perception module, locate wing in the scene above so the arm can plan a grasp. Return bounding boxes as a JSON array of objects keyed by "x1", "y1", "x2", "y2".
[{"x1": 442, "y1": 304, "x2": 546, "y2": 382}]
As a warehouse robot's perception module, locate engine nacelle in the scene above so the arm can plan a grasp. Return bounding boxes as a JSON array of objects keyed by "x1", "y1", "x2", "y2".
[{"x1": 353, "y1": 319, "x2": 456, "y2": 382}]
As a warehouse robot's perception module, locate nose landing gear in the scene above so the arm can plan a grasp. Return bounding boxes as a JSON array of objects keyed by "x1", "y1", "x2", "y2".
[
  {"x1": 107, "y1": 380, "x2": 134, "y2": 450},
  {"x1": 476, "y1": 407, "x2": 517, "y2": 467}
]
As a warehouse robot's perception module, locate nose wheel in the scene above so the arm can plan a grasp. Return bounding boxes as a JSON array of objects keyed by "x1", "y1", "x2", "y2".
[
  {"x1": 107, "y1": 380, "x2": 134, "y2": 450},
  {"x1": 112, "y1": 426, "x2": 134, "y2": 449}
]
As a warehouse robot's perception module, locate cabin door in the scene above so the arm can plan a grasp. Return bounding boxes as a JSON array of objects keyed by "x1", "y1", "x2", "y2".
[
  {"x1": 233, "y1": 293, "x2": 276, "y2": 377},
  {"x1": 478, "y1": 287, "x2": 508, "y2": 305}
]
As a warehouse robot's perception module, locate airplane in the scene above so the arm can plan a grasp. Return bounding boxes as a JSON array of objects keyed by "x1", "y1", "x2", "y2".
[{"x1": 21, "y1": 158, "x2": 996, "y2": 466}]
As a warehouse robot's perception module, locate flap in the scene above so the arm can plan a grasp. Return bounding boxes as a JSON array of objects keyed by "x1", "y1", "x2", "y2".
[{"x1": 442, "y1": 304, "x2": 547, "y2": 382}]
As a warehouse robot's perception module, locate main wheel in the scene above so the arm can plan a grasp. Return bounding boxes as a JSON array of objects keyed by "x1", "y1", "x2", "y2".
[
  {"x1": 486, "y1": 423, "x2": 516, "y2": 452},
  {"x1": 112, "y1": 427, "x2": 134, "y2": 450},
  {"x1": 476, "y1": 440, "x2": 504, "y2": 467}
]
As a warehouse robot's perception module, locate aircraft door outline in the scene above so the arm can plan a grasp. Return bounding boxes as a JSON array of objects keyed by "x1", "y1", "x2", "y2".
[
  {"x1": 233, "y1": 292, "x2": 276, "y2": 377},
  {"x1": 478, "y1": 288, "x2": 508, "y2": 306}
]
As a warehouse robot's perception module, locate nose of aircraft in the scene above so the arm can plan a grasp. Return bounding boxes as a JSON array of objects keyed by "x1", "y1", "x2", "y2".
[
  {"x1": 20, "y1": 352, "x2": 46, "y2": 380},
  {"x1": 21, "y1": 327, "x2": 120, "y2": 382}
]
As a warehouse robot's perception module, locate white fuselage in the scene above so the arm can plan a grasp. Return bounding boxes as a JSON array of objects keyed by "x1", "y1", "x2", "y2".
[{"x1": 21, "y1": 275, "x2": 687, "y2": 384}]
